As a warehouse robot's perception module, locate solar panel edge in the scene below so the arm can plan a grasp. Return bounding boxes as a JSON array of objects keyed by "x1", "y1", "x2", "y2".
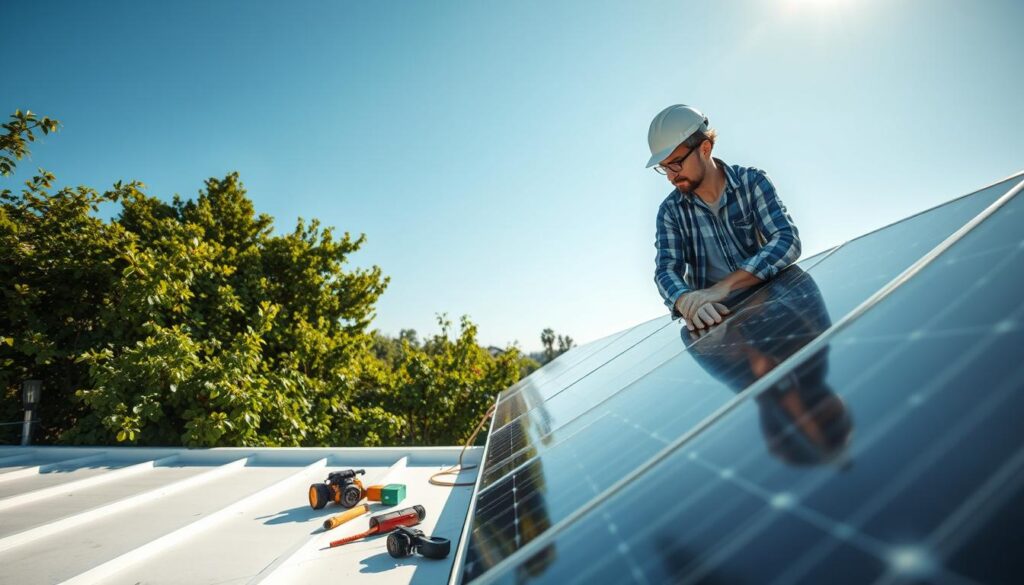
[
  {"x1": 449, "y1": 391, "x2": 504, "y2": 585},
  {"x1": 795, "y1": 244, "x2": 840, "y2": 271},
  {"x1": 492, "y1": 325, "x2": 632, "y2": 410},
  {"x1": 814, "y1": 169, "x2": 1024, "y2": 257},
  {"x1": 493, "y1": 316, "x2": 655, "y2": 410},
  {"x1": 464, "y1": 176, "x2": 1024, "y2": 585}
]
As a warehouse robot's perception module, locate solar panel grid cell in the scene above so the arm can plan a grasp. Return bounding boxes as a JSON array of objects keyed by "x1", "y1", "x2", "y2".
[{"x1": 483, "y1": 419, "x2": 529, "y2": 472}]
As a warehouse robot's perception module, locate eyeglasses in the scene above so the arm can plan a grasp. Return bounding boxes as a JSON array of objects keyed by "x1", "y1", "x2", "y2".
[{"x1": 653, "y1": 145, "x2": 700, "y2": 175}]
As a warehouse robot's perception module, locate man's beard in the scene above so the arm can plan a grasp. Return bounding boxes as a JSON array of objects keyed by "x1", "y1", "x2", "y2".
[{"x1": 675, "y1": 168, "x2": 705, "y2": 192}]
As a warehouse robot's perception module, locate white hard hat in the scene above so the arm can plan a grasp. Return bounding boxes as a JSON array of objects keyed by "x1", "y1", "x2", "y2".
[{"x1": 646, "y1": 105, "x2": 710, "y2": 168}]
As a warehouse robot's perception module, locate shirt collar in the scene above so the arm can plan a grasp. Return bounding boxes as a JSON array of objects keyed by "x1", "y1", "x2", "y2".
[{"x1": 719, "y1": 159, "x2": 741, "y2": 191}]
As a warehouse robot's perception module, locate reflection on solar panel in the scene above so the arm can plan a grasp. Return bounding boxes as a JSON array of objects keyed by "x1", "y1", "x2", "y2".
[{"x1": 455, "y1": 172, "x2": 1024, "y2": 584}]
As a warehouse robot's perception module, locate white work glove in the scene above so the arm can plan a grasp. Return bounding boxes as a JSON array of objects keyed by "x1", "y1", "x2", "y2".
[
  {"x1": 686, "y1": 302, "x2": 730, "y2": 331},
  {"x1": 675, "y1": 286, "x2": 729, "y2": 324}
]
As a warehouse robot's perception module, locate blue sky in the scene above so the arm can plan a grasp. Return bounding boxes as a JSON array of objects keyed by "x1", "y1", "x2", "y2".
[{"x1": 3, "y1": 0, "x2": 1021, "y2": 352}]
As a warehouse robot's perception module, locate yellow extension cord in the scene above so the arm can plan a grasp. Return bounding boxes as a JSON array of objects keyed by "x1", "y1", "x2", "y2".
[{"x1": 429, "y1": 403, "x2": 496, "y2": 487}]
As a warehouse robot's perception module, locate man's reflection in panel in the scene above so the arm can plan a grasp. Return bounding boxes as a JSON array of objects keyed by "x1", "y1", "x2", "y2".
[{"x1": 685, "y1": 267, "x2": 853, "y2": 466}]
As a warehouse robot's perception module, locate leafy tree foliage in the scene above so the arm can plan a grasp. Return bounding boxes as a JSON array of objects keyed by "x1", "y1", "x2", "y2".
[
  {"x1": 359, "y1": 316, "x2": 527, "y2": 445},
  {"x1": 1, "y1": 109, "x2": 59, "y2": 178},
  {"x1": 1, "y1": 110, "x2": 526, "y2": 447}
]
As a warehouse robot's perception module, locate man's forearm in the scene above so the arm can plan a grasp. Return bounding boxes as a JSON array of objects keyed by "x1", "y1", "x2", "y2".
[{"x1": 711, "y1": 269, "x2": 763, "y2": 295}]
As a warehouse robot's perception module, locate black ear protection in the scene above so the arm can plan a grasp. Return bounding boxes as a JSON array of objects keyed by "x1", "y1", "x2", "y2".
[{"x1": 386, "y1": 526, "x2": 451, "y2": 559}]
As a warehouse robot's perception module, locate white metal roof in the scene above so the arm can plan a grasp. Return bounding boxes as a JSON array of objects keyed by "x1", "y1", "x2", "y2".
[{"x1": 0, "y1": 445, "x2": 480, "y2": 585}]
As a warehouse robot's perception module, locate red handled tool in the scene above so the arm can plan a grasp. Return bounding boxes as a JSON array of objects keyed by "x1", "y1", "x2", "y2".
[{"x1": 328, "y1": 505, "x2": 426, "y2": 548}]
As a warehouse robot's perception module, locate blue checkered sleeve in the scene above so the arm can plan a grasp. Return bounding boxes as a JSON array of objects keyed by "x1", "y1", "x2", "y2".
[
  {"x1": 654, "y1": 201, "x2": 692, "y2": 313},
  {"x1": 737, "y1": 170, "x2": 802, "y2": 280}
]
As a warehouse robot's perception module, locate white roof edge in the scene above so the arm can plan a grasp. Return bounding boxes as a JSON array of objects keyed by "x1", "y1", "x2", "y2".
[{"x1": 0, "y1": 445, "x2": 482, "y2": 466}]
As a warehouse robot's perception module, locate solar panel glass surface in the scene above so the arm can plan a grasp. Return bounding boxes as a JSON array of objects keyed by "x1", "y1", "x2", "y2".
[
  {"x1": 477, "y1": 182, "x2": 1024, "y2": 584},
  {"x1": 462, "y1": 176, "x2": 1022, "y2": 582},
  {"x1": 493, "y1": 316, "x2": 672, "y2": 428}
]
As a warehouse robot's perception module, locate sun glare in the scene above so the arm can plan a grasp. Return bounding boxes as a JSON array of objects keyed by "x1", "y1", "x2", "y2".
[
  {"x1": 782, "y1": 0, "x2": 853, "y2": 8},
  {"x1": 777, "y1": 0, "x2": 858, "y2": 22}
]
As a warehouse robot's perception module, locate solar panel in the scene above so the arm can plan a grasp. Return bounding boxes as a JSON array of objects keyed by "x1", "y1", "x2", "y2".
[
  {"x1": 474, "y1": 177, "x2": 1024, "y2": 585},
  {"x1": 459, "y1": 173, "x2": 1024, "y2": 583},
  {"x1": 493, "y1": 316, "x2": 672, "y2": 429}
]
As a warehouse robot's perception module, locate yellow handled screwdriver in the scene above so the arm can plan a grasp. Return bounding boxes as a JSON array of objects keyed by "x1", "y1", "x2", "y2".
[{"x1": 323, "y1": 503, "x2": 369, "y2": 531}]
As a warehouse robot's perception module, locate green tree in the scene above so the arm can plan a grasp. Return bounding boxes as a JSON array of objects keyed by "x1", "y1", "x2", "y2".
[
  {"x1": 1, "y1": 109, "x2": 529, "y2": 448},
  {"x1": 1, "y1": 109, "x2": 59, "y2": 178},
  {"x1": 1, "y1": 109, "x2": 142, "y2": 440},
  {"x1": 540, "y1": 328, "x2": 556, "y2": 362},
  {"x1": 370, "y1": 328, "x2": 419, "y2": 368},
  {"x1": 355, "y1": 316, "x2": 526, "y2": 446},
  {"x1": 1, "y1": 110, "x2": 389, "y2": 446},
  {"x1": 536, "y1": 328, "x2": 575, "y2": 365},
  {"x1": 68, "y1": 177, "x2": 389, "y2": 446}
]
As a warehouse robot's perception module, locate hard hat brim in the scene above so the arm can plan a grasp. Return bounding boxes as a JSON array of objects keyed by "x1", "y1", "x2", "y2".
[{"x1": 646, "y1": 144, "x2": 680, "y2": 169}]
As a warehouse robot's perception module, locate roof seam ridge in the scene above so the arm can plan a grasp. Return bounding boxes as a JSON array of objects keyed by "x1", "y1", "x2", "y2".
[{"x1": 58, "y1": 455, "x2": 322, "y2": 585}]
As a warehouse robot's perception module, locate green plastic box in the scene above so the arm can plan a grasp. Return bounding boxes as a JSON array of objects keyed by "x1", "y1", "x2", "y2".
[{"x1": 381, "y1": 483, "x2": 406, "y2": 506}]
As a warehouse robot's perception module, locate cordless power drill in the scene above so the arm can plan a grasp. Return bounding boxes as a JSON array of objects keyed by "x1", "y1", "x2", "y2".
[{"x1": 309, "y1": 469, "x2": 366, "y2": 510}]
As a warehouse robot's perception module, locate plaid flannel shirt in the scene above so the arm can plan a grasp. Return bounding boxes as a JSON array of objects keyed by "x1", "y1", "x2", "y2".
[{"x1": 654, "y1": 159, "x2": 801, "y2": 315}]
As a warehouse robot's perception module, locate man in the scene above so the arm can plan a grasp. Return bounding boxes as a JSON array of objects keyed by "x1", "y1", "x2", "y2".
[{"x1": 649, "y1": 104, "x2": 801, "y2": 331}]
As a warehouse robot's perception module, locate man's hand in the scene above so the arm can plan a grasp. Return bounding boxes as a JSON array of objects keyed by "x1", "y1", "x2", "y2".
[
  {"x1": 689, "y1": 302, "x2": 731, "y2": 330},
  {"x1": 674, "y1": 296, "x2": 731, "y2": 331},
  {"x1": 675, "y1": 285, "x2": 729, "y2": 324}
]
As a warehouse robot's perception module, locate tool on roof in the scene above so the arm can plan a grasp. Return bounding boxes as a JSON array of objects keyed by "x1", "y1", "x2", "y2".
[
  {"x1": 309, "y1": 468, "x2": 366, "y2": 510},
  {"x1": 366, "y1": 483, "x2": 406, "y2": 506},
  {"x1": 328, "y1": 505, "x2": 426, "y2": 548},
  {"x1": 323, "y1": 503, "x2": 370, "y2": 531},
  {"x1": 386, "y1": 526, "x2": 451, "y2": 559}
]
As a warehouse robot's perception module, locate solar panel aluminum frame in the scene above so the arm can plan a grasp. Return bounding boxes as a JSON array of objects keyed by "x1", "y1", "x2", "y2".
[
  {"x1": 449, "y1": 392, "x2": 504, "y2": 585},
  {"x1": 461, "y1": 173, "x2": 1024, "y2": 585},
  {"x1": 822, "y1": 169, "x2": 1024, "y2": 253}
]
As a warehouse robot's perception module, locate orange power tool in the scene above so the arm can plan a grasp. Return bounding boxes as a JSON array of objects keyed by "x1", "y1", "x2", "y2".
[
  {"x1": 328, "y1": 505, "x2": 426, "y2": 548},
  {"x1": 309, "y1": 469, "x2": 366, "y2": 510}
]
